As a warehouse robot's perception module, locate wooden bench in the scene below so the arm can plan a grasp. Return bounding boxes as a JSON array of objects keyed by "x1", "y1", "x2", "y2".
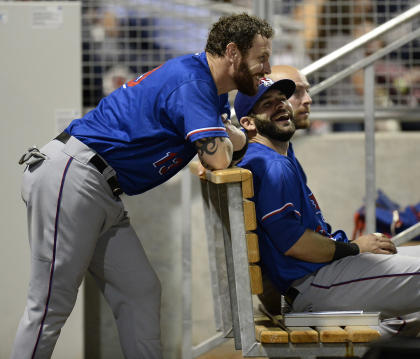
[{"x1": 190, "y1": 163, "x2": 380, "y2": 358}]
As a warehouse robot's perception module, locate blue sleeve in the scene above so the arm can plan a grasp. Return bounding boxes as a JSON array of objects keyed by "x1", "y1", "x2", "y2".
[
  {"x1": 256, "y1": 160, "x2": 307, "y2": 253},
  {"x1": 220, "y1": 93, "x2": 231, "y2": 118},
  {"x1": 331, "y1": 230, "x2": 349, "y2": 242},
  {"x1": 166, "y1": 80, "x2": 228, "y2": 143}
]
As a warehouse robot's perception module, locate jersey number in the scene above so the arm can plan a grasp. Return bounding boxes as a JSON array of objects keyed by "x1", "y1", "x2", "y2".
[{"x1": 153, "y1": 152, "x2": 184, "y2": 175}]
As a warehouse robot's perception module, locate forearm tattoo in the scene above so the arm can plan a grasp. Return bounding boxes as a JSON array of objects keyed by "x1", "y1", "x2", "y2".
[{"x1": 195, "y1": 137, "x2": 224, "y2": 157}]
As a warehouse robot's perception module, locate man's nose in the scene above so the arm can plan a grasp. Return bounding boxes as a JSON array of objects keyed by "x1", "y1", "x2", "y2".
[
  {"x1": 275, "y1": 99, "x2": 287, "y2": 109},
  {"x1": 304, "y1": 92, "x2": 313, "y2": 105},
  {"x1": 264, "y1": 61, "x2": 271, "y2": 75}
]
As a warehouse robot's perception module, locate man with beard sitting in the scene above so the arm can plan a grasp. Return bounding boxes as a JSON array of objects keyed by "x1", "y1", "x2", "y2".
[{"x1": 234, "y1": 77, "x2": 420, "y2": 337}]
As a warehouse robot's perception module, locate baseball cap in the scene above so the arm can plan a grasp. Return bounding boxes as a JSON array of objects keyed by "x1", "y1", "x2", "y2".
[{"x1": 234, "y1": 77, "x2": 296, "y2": 120}]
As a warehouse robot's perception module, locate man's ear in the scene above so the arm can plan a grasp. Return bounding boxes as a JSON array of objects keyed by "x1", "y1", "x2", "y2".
[
  {"x1": 239, "y1": 116, "x2": 256, "y2": 131},
  {"x1": 226, "y1": 42, "x2": 240, "y2": 64}
]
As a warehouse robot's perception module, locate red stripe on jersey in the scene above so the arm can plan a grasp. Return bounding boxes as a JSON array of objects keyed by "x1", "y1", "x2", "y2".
[
  {"x1": 126, "y1": 64, "x2": 163, "y2": 87},
  {"x1": 185, "y1": 127, "x2": 226, "y2": 140},
  {"x1": 262, "y1": 203, "x2": 300, "y2": 221}
]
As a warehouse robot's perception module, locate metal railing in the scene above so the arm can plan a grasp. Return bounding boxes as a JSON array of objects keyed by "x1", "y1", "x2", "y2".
[
  {"x1": 299, "y1": 3, "x2": 420, "y2": 234},
  {"x1": 307, "y1": 27, "x2": 420, "y2": 96},
  {"x1": 301, "y1": 3, "x2": 420, "y2": 77}
]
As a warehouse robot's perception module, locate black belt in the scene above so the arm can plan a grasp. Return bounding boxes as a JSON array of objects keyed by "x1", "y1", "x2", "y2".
[
  {"x1": 55, "y1": 132, "x2": 123, "y2": 196},
  {"x1": 284, "y1": 286, "x2": 300, "y2": 306}
]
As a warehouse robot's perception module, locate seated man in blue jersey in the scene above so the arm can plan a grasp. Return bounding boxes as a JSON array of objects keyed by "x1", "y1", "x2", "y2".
[
  {"x1": 234, "y1": 77, "x2": 420, "y2": 337},
  {"x1": 245, "y1": 65, "x2": 312, "y2": 311}
]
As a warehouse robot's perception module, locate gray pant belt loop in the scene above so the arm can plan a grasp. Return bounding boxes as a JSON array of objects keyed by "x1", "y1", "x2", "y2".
[
  {"x1": 55, "y1": 131, "x2": 123, "y2": 196},
  {"x1": 284, "y1": 286, "x2": 300, "y2": 306}
]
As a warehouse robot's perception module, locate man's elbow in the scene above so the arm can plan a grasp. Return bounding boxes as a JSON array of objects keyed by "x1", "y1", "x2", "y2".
[
  {"x1": 201, "y1": 153, "x2": 231, "y2": 170},
  {"x1": 284, "y1": 246, "x2": 298, "y2": 258},
  {"x1": 195, "y1": 136, "x2": 233, "y2": 170}
]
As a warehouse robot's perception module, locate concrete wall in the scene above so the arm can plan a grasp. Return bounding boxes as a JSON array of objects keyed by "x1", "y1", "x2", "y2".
[
  {"x1": 82, "y1": 175, "x2": 185, "y2": 359},
  {"x1": 292, "y1": 132, "x2": 420, "y2": 237},
  {"x1": 123, "y1": 178, "x2": 184, "y2": 359},
  {"x1": 0, "y1": 3, "x2": 83, "y2": 358}
]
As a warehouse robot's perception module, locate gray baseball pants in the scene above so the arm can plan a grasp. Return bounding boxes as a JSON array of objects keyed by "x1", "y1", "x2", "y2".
[
  {"x1": 11, "y1": 136, "x2": 162, "y2": 359},
  {"x1": 291, "y1": 245, "x2": 420, "y2": 336}
]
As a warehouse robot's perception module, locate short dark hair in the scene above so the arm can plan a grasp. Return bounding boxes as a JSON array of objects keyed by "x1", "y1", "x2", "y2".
[{"x1": 205, "y1": 13, "x2": 274, "y2": 57}]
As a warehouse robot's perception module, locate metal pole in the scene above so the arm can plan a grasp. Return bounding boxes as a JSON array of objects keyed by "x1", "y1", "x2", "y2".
[
  {"x1": 253, "y1": 0, "x2": 269, "y2": 19},
  {"x1": 266, "y1": 0, "x2": 275, "y2": 22},
  {"x1": 219, "y1": 185, "x2": 242, "y2": 349},
  {"x1": 364, "y1": 65, "x2": 376, "y2": 234},
  {"x1": 226, "y1": 184, "x2": 257, "y2": 354},
  {"x1": 192, "y1": 332, "x2": 227, "y2": 358},
  {"x1": 181, "y1": 168, "x2": 192, "y2": 359},
  {"x1": 207, "y1": 182, "x2": 234, "y2": 335},
  {"x1": 392, "y1": 223, "x2": 420, "y2": 247}
]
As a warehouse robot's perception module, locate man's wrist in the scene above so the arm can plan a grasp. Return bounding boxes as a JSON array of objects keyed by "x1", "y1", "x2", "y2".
[
  {"x1": 231, "y1": 133, "x2": 248, "y2": 162},
  {"x1": 333, "y1": 241, "x2": 360, "y2": 261}
]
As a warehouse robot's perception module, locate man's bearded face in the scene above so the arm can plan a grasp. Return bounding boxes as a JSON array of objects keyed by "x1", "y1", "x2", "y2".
[{"x1": 253, "y1": 112, "x2": 296, "y2": 141}]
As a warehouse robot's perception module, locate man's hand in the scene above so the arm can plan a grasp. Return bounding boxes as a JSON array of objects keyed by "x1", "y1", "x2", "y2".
[
  {"x1": 221, "y1": 114, "x2": 247, "y2": 152},
  {"x1": 196, "y1": 162, "x2": 206, "y2": 176},
  {"x1": 352, "y1": 233, "x2": 397, "y2": 255}
]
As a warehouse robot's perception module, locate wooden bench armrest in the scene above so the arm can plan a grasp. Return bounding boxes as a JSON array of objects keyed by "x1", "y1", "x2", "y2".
[{"x1": 189, "y1": 161, "x2": 254, "y2": 198}]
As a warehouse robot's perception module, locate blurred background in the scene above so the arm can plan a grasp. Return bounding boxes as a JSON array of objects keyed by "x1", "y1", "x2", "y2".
[{"x1": 77, "y1": 0, "x2": 420, "y2": 132}]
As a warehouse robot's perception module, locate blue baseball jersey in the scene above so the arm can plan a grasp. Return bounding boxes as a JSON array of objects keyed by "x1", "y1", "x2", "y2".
[
  {"x1": 237, "y1": 142, "x2": 348, "y2": 293},
  {"x1": 66, "y1": 52, "x2": 229, "y2": 195}
]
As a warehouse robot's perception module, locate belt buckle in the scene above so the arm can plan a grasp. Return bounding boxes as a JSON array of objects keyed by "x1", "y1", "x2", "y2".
[{"x1": 112, "y1": 186, "x2": 123, "y2": 196}]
